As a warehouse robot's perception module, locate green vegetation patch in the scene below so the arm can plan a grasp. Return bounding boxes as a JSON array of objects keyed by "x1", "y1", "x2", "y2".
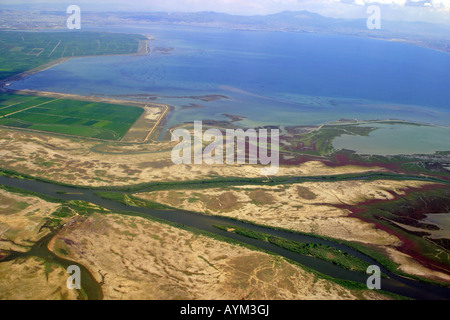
[
  {"x1": 0, "y1": 93, "x2": 143, "y2": 140},
  {"x1": 51, "y1": 200, "x2": 105, "y2": 218},
  {"x1": 94, "y1": 192, "x2": 171, "y2": 210},
  {"x1": 285, "y1": 124, "x2": 377, "y2": 156}
]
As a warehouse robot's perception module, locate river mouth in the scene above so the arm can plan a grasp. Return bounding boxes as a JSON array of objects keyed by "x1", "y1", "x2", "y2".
[{"x1": 1, "y1": 175, "x2": 449, "y2": 300}]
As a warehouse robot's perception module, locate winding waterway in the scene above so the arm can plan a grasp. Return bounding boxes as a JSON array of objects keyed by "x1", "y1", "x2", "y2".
[
  {"x1": 1, "y1": 231, "x2": 103, "y2": 300},
  {"x1": 0, "y1": 176, "x2": 449, "y2": 300}
]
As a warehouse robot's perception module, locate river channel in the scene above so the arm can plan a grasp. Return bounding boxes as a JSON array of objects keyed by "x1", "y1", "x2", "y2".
[{"x1": 0, "y1": 176, "x2": 449, "y2": 300}]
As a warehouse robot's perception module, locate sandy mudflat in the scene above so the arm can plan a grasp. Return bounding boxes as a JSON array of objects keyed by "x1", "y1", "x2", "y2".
[
  {"x1": 0, "y1": 127, "x2": 384, "y2": 187},
  {"x1": 136, "y1": 180, "x2": 450, "y2": 283},
  {"x1": 0, "y1": 189, "x2": 59, "y2": 252},
  {"x1": 49, "y1": 212, "x2": 389, "y2": 300},
  {"x1": 0, "y1": 256, "x2": 79, "y2": 300}
]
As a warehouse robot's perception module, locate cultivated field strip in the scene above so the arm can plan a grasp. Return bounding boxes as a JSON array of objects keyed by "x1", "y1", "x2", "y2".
[{"x1": 0, "y1": 93, "x2": 144, "y2": 140}]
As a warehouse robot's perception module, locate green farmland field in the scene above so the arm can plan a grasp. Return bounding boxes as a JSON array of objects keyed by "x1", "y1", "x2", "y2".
[
  {"x1": 0, "y1": 93, "x2": 144, "y2": 140},
  {"x1": 0, "y1": 31, "x2": 146, "y2": 80}
]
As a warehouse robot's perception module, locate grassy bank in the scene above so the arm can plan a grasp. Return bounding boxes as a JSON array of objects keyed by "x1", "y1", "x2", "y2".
[
  {"x1": 217, "y1": 215, "x2": 450, "y2": 288},
  {"x1": 214, "y1": 224, "x2": 371, "y2": 274},
  {"x1": 2, "y1": 167, "x2": 448, "y2": 194}
]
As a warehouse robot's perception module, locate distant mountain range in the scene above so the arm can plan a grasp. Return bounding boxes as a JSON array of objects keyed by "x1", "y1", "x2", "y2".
[
  {"x1": 1, "y1": 6, "x2": 449, "y2": 52},
  {"x1": 121, "y1": 10, "x2": 450, "y2": 38},
  {"x1": 93, "y1": 10, "x2": 450, "y2": 53}
]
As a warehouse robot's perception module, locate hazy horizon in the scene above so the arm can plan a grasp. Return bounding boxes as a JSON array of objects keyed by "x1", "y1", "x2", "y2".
[{"x1": 1, "y1": 0, "x2": 449, "y2": 25}]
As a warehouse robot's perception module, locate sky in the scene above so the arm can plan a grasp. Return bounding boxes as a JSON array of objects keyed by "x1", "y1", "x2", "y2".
[{"x1": 2, "y1": 0, "x2": 450, "y2": 23}]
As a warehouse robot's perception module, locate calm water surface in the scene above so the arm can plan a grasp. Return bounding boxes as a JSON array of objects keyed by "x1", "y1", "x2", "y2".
[{"x1": 9, "y1": 25, "x2": 450, "y2": 152}]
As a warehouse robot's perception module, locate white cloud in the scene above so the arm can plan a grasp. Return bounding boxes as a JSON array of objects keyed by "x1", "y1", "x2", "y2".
[{"x1": 349, "y1": 0, "x2": 449, "y2": 9}]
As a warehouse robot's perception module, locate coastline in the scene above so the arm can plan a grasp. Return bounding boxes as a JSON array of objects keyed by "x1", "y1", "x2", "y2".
[
  {"x1": 2, "y1": 88, "x2": 151, "y2": 109},
  {"x1": 0, "y1": 57, "x2": 71, "y2": 87},
  {"x1": 0, "y1": 36, "x2": 151, "y2": 88},
  {"x1": 1, "y1": 30, "x2": 448, "y2": 147}
]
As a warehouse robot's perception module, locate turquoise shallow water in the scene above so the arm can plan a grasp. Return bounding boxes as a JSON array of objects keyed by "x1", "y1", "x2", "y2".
[
  {"x1": 332, "y1": 123, "x2": 450, "y2": 155},
  {"x1": 8, "y1": 25, "x2": 450, "y2": 153}
]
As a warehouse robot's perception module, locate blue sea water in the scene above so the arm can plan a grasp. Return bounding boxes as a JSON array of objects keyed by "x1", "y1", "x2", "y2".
[{"x1": 9, "y1": 25, "x2": 450, "y2": 133}]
